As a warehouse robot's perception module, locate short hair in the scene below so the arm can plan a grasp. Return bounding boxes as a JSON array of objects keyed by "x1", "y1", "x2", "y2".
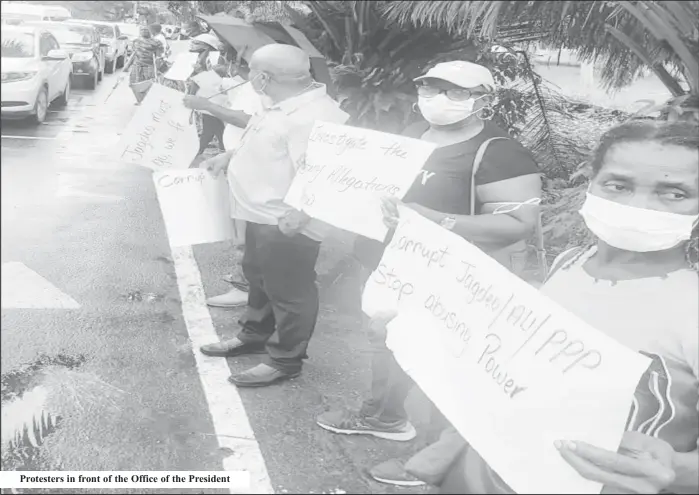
[
  {"x1": 149, "y1": 23, "x2": 162, "y2": 34},
  {"x1": 590, "y1": 120, "x2": 699, "y2": 176}
]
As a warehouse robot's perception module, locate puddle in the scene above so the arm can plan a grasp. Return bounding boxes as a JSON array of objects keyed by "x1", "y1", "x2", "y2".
[
  {"x1": 1, "y1": 353, "x2": 124, "y2": 472},
  {"x1": 1, "y1": 354, "x2": 84, "y2": 471}
]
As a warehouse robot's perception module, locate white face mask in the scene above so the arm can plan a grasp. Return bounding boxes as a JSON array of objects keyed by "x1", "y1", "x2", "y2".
[
  {"x1": 418, "y1": 94, "x2": 486, "y2": 126},
  {"x1": 250, "y1": 74, "x2": 274, "y2": 108},
  {"x1": 579, "y1": 192, "x2": 698, "y2": 252}
]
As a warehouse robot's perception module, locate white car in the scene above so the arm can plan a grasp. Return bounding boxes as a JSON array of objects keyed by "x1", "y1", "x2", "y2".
[
  {"x1": 1, "y1": 3, "x2": 72, "y2": 23},
  {"x1": 1, "y1": 24, "x2": 72, "y2": 124},
  {"x1": 74, "y1": 21, "x2": 128, "y2": 74}
]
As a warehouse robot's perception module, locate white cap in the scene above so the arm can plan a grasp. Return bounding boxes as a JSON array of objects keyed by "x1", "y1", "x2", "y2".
[{"x1": 414, "y1": 61, "x2": 496, "y2": 91}]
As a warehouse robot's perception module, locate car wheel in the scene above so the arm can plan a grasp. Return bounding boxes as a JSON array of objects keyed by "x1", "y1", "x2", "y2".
[
  {"x1": 56, "y1": 77, "x2": 70, "y2": 107},
  {"x1": 88, "y1": 69, "x2": 98, "y2": 90},
  {"x1": 31, "y1": 87, "x2": 48, "y2": 125},
  {"x1": 106, "y1": 58, "x2": 116, "y2": 74}
]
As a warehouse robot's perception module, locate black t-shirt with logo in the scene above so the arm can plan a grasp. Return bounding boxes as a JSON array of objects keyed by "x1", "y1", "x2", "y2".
[{"x1": 353, "y1": 121, "x2": 539, "y2": 270}]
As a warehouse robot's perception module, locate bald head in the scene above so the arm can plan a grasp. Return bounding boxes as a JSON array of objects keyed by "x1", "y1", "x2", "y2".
[{"x1": 250, "y1": 44, "x2": 311, "y2": 80}]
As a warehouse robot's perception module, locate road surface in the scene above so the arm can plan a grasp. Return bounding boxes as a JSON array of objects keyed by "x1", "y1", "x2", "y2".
[{"x1": 1, "y1": 71, "x2": 436, "y2": 494}]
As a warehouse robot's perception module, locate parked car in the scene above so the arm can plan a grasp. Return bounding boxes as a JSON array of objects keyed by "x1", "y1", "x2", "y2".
[
  {"x1": 73, "y1": 20, "x2": 127, "y2": 73},
  {"x1": 1, "y1": 24, "x2": 72, "y2": 124},
  {"x1": 27, "y1": 21, "x2": 106, "y2": 90},
  {"x1": 1, "y1": 3, "x2": 72, "y2": 23}
]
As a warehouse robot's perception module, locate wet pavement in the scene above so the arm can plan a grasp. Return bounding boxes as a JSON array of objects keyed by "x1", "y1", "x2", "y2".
[{"x1": 1, "y1": 70, "x2": 435, "y2": 494}]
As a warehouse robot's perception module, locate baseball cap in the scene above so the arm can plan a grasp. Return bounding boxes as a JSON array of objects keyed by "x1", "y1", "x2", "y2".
[{"x1": 414, "y1": 61, "x2": 496, "y2": 91}]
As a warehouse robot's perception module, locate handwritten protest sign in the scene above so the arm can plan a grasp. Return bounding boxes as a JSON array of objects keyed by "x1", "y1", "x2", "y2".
[
  {"x1": 284, "y1": 121, "x2": 435, "y2": 241},
  {"x1": 117, "y1": 84, "x2": 198, "y2": 171},
  {"x1": 362, "y1": 208, "x2": 650, "y2": 494},
  {"x1": 153, "y1": 169, "x2": 234, "y2": 247},
  {"x1": 163, "y1": 52, "x2": 199, "y2": 81}
]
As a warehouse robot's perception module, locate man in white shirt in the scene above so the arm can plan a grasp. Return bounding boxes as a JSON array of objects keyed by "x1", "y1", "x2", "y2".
[
  {"x1": 185, "y1": 67, "x2": 263, "y2": 309},
  {"x1": 185, "y1": 45, "x2": 349, "y2": 387}
]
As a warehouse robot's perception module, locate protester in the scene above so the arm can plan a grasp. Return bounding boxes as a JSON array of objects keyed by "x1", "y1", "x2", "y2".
[
  {"x1": 315, "y1": 60, "x2": 543, "y2": 486},
  {"x1": 195, "y1": 44, "x2": 349, "y2": 387},
  {"x1": 181, "y1": 20, "x2": 204, "y2": 40},
  {"x1": 183, "y1": 61, "x2": 263, "y2": 309},
  {"x1": 122, "y1": 26, "x2": 163, "y2": 105},
  {"x1": 149, "y1": 23, "x2": 171, "y2": 60},
  {"x1": 437, "y1": 119, "x2": 699, "y2": 493},
  {"x1": 185, "y1": 33, "x2": 229, "y2": 156}
]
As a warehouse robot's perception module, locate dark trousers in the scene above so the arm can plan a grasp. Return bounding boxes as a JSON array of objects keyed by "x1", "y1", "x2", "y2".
[
  {"x1": 198, "y1": 114, "x2": 225, "y2": 155},
  {"x1": 356, "y1": 263, "x2": 449, "y2": 430},
  {"x1": 354, "y1": 265, "x2": 415, "y2": 425},
  {"x1": 236, "y1": 223, "x2": 320, "y2": 374}
]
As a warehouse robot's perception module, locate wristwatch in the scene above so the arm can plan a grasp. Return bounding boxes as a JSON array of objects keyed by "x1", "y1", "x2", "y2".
[{"x1": 440, "y1": 215, "x2": 457, "y2": 231}]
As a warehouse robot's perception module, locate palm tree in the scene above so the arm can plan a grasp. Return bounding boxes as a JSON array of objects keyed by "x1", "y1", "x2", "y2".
[{"x1": 383, "y1": 1, "x2": 698, "y2": 120}]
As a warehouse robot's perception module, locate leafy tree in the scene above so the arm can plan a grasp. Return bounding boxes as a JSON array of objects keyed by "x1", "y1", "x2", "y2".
[
  {"x1": 20, "y1": 0, "x2": 136, "y2": 21},
  {"x1": 383, "y1": 1, "x2": 699, "y2": 121},
  {"x1": 283, "y1": 1, "x2": 532, "y2": 135}
]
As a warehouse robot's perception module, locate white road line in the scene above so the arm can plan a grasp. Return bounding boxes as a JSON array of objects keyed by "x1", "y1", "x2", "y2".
[
  {"x1": 1, "y1": 262, "x2": 80, "y2": 309},
  {"x1": 170, "y1": 245, "x2": 273, "y2": 495}
]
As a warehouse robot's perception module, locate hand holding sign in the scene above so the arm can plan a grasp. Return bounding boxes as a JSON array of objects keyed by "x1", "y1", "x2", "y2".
[
  {"x1": 117, "y1": 84, "x2": 198, "y2": 170},
  {"x1": 557, "y1": 432, "x2": 676, "y2": 494},
  {"x1": 380, "y1": 196, "x2": 400, "y2": 229},
  {"x1": 199, "y1": 151, "x2": 230, "y2": 178},
  {"x1": 364, "y1": 207, "x2": 650, "y2": 494}
]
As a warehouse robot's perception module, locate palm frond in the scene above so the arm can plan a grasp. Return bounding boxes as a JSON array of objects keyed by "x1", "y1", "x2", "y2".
[{"x1": 382, "y1": 1, "x2": 699, "y2": 95}]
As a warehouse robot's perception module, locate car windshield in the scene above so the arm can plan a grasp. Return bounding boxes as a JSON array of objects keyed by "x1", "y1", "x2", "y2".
[
  {"x1": 49, "y1": 25, "x2": 92, "y2": 46},
  {"x1": 1, "y1": 32, "x2": 35, "y2": 58},
  {"x1": 119, "y1": 25, "x2": 139, "y2": 38},
  {"x1": 94, "y1": 25, "x2": 114, "y2": 38}
]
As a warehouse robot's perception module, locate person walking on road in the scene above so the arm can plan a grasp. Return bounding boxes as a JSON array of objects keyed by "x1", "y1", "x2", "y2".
[
  {"x1": 122, "y1": 26, "x2": 163, "y2": 104},
  {"x1": 197, "y1": 44, "x2": 349, "y2": 387},
  {"x1": 316, "y1": 61, "x2": 543, "y2": 486}
]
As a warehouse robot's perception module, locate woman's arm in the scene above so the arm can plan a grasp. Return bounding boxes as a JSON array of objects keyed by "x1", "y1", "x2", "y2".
[{"x1": 408, "y1": 173, "x2": 542, "y2": 245}]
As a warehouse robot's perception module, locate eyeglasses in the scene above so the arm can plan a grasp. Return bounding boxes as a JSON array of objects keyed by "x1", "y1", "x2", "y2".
[{"x1": 416, "y1": 85, "x2": 483, "y2": 102}]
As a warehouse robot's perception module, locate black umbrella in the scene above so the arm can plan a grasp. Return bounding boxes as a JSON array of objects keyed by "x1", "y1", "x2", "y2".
[{"x1": 197, "y1": 15, "x2": 334, "y2": 96}]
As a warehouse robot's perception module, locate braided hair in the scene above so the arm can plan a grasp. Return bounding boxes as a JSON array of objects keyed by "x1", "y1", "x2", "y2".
[{"x1": 562, "y1": 120, "x2": 699, "y2": 272}]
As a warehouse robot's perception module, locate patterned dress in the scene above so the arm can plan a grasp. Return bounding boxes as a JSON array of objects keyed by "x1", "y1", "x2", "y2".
[{"x1": 129, "y1": 37, "x2": 163, "y2": 85}]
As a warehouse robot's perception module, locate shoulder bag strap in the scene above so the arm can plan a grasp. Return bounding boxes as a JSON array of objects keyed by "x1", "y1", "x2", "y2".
[
  {"x1": 470, "y1": 137, "x2": 509, "y2": 216},
  {"x1": 470, "y1": 136, "x2": 548, "y2": 280}
]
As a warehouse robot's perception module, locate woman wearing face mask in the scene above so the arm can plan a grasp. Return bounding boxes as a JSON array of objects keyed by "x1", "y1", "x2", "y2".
[
  {"x1": 440, "y1": 120, "x2": 699, "y2": 494},
  {"x1": 317, "y1": 60, "x2": 543, "y2": 486}
]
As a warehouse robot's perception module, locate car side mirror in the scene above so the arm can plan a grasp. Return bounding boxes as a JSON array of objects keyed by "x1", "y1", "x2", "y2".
[{"x1": 44, "y1": 49, "x2": 69, "y2": 60}]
